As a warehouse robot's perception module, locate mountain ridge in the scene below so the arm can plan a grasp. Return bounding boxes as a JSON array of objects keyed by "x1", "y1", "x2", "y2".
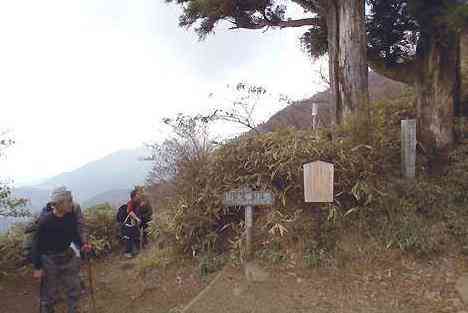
[{"x1": 13, "y1": 147, "x2": 152, "y2": 212}]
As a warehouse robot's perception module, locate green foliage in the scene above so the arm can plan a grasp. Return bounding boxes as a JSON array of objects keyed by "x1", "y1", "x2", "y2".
[
  {"x1": 0, "y1": 135, "x2": 29, "y2": 218},
  {"x1": 0, "y1": 223, "x2": 28, "y2": 273},
  {"x1": 304, "y1": 245, "x2": 327, "y2": 268},
  {"x1": 164, "y1": 0, "x2": 327, "y2": 58},
  {"x1": 84, "y1": 203, "x2": 120, "y2": 257},
  {"x1": 0, "y1": 184, "x2": 29, "y2": 218},
  {"x1": 198, "y1": 253, "x2": 226, "y2": 278},
  {"x1": 149, "y1": 85, "x2": 468, "y2": 262},
  {"x1": 367, "y1": 0, "x2": 419, "y2": 66},
  {"x1": 150, "y1": 90, "x2": 417, "y2": 259},
  {"x1": 300, "y1": 21, "x2": 328, "y2": 59},
  {"x1": 137, "y1": 246, "x2": 175, "y2": 275},
  {"x1": 445, "y1": 3, "x2": 468, "y2": 29},
  {"x1": 367, "y1": 0, "x2": 467, "y2": 68},
  {"x1": 257, "y1": 240, "x2": 288, "y2": 264},
  {"x1": 166, "y1": 0, "x2": 292, "y2": 38}
]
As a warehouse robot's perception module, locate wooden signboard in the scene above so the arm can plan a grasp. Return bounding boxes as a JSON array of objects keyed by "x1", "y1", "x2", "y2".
[
  {"x1": 223, "y1": 186, "x2": 274, "y2": 262},
  {"x1": 223, "y1": 187, "x2": 274, "y2": 207},
  {"x1": 304, "y1": 161, "x2": 334, "y2": 203}
]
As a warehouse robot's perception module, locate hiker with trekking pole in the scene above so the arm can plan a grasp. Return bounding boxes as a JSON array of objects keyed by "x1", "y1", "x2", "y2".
[
  {"x1": 117, "y1": 189, "x2": 143, "y2": 258},
  {"x1": 30, "y1": 187, "x2": 92, "y2": 313}
]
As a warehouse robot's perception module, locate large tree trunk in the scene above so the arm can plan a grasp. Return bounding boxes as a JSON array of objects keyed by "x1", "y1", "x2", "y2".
[
  {"x1": 326, "y1": 0, "x2": 369, "y2": 134},
  {"x1": 327, "y1": 0, "x2": 341, "y2": 129},
  {"x1": 460, "y1": 27, "x2": 468, "y2": 124},
  {"x1": 338, "y1": 0, "x2": 369, "y2": 137},
  {"x1": 415, "y1": 28, "x2": 460, "y2": 175}
]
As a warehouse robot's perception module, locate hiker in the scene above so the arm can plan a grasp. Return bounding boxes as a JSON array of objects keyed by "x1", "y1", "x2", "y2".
[
  {"x1": 135, "y1": 187, "x2": 153, "y2": 249},
  {"x1": 26, "y1": 193, "x2": 89, "y2": 295},
  {"x1": 31, "y1": 187, "x2": 91, "y2": 313},
  {"x1": 39, "y1": 200, "x2": 88, "y2": 248},
  {"x1": 118, "y1": 189, "x2": 143, "y2": 258},
  {"x1": 24, "y1": 199, "x2": 88, "y2": 263}
]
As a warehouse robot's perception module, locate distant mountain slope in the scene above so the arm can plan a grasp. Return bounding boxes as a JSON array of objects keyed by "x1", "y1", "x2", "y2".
[
  {"x1": 82, "y1": 189, "x2": 131, "y2": 209},
  {"x1": 36, "y1": 147, "x2": 152, "y2": 201},
  {"x1": 259, "y1": 72, "x2": 406, "y2": 131},
  {"x1": 14, "y1": 147, "x2": 152, "y2": 211}
]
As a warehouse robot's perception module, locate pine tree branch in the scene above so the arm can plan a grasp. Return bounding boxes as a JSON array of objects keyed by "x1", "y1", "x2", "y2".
[
  {"x1": 229, "y1": 17, "x2": 320, "y2": 30},
  {"x1": 367, "y1": 51, "x2": 420, "y2": 85}
]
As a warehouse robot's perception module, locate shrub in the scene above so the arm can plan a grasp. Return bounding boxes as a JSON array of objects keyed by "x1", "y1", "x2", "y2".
[
  {"x1": 84, "y1": 203, "x2": 121, "y2": 257},
  {"x1": 0, "y1": 223, "x2": 28, "y2": 273},
  {"x1": 148, "y1": 88, "x2": 468, "y2": 262},
  {"x1": 137, "y1": 246, "x2": 175, "y2": 275}
]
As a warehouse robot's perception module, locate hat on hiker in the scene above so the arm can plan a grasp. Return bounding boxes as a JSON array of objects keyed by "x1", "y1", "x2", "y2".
[{"x1": 50, "y1": 186, "x2": 73, "y2": 203}]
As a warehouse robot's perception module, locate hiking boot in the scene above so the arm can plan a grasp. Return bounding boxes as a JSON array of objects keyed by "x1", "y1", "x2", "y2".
[{"x1": 124, "y1": 253, "x2": 133, "y2": 258}]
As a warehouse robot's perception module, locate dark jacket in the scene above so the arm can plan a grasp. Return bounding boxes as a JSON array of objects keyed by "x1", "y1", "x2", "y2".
[
  {"x1": 41, "y1": 202, "x2": 88, "y2": 244},
  {"x1": 31, "y1": 211, "x2": 81, "y2": 270}
]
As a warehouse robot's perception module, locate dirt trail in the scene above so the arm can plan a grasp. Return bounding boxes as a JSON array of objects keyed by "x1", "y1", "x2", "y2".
[
  {"x1": 184, "y1": 256, "x2": 468, "y2": 313},
  {"x1": 0, "y1": 253, "x2": 210, "y2": 313},
  {"x1": 2, "y1": 253, "x2": 468, "y2": 313},
  {"x1": 0, "y1": 273, "x2": 39, "y2": 313}
]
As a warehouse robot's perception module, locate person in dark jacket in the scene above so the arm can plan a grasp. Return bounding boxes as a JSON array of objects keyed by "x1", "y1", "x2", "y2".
[
  {"x1": 32, "y1": 187, "x2": 91, "y2": 313},
  {"x1": 40, "y1": 200, "x2": 88, "y2": 251},
  {"x1": 121, "y1": 189, "x2": 142, "y2": 258}
]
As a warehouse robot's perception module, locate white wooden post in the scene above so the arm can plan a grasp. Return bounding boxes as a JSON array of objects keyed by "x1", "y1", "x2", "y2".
[{"x1": 401, "y1": 119, "x2": 417, "y2": 178}]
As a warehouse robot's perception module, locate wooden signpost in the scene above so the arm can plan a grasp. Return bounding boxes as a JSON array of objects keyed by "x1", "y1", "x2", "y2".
[
  {"x1": 224, "y1": 186, "x2": 273, "y2": 261},
  {"x1": 304, "y1": 161, "x2": 334, "y2": 203},
  {"x1": 312, "y1": 102, "x2": 318, "y2": 130},
  {"x1": 303, "y1": 161, "x2": 334, "y2": 242}
]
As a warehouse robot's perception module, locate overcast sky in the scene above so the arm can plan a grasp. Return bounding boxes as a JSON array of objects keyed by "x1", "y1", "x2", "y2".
[{"x1": 0, "y1": 0, "x2": 325, "y2": 186}]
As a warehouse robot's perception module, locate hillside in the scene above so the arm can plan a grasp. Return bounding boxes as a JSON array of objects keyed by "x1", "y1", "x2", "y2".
[
  {"x1": 4, "y1": 61, "x2": 468, "y2": 313},
  {"x1": 82, "y1": 188, "x2": 131, "y2": 209},
  {"x1": 13, "y1": 147, "x2": 152, "y2": 211},
  {"x1": 260, "y1": 71, "x2": 406, "y2": 131}
]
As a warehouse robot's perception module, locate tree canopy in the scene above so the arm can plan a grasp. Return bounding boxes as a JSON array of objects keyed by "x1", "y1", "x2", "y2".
[
  {"x1": 367, "y1": 0, "x2": 468, "y2": 83},
  {"x1": 165, "y1": 0, "x2": 322, "y2": 39}
]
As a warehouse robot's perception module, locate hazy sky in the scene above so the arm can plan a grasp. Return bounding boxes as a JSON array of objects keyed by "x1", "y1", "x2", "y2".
[{"x1": 0, "y1": 0, "x2": 325, "y2": 185}]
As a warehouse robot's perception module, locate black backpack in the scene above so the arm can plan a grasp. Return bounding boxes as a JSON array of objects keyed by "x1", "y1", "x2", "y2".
[{"x1": 116, "y1": 204, "x2": 128, "y2": 224}]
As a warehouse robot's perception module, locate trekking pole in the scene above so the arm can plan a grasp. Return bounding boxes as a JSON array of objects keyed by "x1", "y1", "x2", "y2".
[{"x1": 85, "y1": 252, "x2": 98, "y2": 313}]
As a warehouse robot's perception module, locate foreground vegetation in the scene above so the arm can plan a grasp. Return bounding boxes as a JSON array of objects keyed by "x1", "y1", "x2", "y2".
[
  {"x1": 147, "y1": 87, "x2": 468, "y2": 268},
  {"x1": 3, "y1": 89, "x2": 468, "y2": 275},
  {"x1": 0, "y1": 203, "x2": 121, "y2": 273}
]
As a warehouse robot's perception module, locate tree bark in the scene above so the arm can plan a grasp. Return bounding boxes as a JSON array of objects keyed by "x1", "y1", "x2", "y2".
[
  {"x1": 460, "y1": 27, "x2": 468, "y2": 122},
  {"x1": 327, "y1": 0, "x2": 341, "y2": 129},
  {"x1": 325, "y1": 0, "x2": 369, "y2": 132},
  {"x1": 415, "y1": 28, "x2": 460, "y2": 175},
  {"x1": 337, "y1": 0, "x2": 370, "y2": 138}
]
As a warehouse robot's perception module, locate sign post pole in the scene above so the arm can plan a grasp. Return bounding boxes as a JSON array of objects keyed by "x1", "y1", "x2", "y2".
[
  {"x1": 223, "y1": 187, "x2": 273, "y2": 263},
  {"x1": 245, "y1": 205, "x2": 253, "y2": 261}
]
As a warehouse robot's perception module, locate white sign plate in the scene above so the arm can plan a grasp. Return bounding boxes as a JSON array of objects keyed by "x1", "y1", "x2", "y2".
[
  {"x1": 223, "y1": 187, "x2": 274, "y2": 207},
  {"x1": 304, "y1": 161, "x2": 334, "y2": 203}
]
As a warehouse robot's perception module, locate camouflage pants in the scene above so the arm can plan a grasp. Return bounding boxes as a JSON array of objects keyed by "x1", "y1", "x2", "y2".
[{"x1": 40, "y1": 254, "x2": 81, "y2": 313}]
